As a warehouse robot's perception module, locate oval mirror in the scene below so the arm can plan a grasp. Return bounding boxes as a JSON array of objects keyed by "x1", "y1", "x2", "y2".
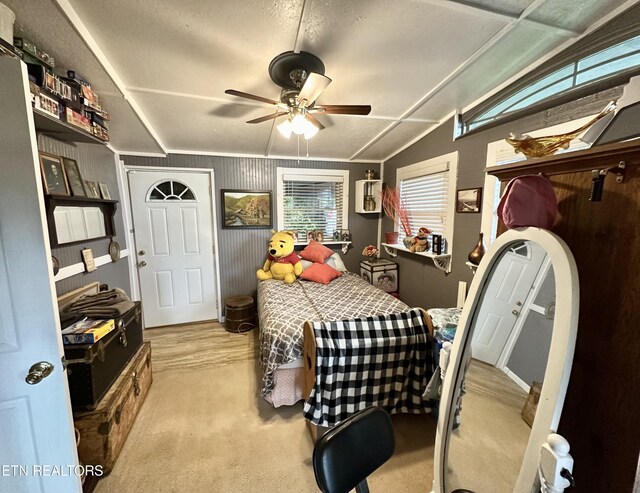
[{"x1": 432, "y1": 228, "x2": 579, "y2": 493}]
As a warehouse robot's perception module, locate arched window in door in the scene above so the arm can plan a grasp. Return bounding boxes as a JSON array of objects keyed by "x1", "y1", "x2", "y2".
[{"x1": 147, "y1": 180, "x2": 196, "y2": 201}]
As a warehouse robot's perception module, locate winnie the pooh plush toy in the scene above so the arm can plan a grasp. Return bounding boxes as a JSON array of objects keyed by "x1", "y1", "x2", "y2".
[
  {"x1": 409, "y1": 227, "x2": 431, "y2": 253},
  {"x1": 256, "y1": 231, "x2": 302, "y2": 284}
]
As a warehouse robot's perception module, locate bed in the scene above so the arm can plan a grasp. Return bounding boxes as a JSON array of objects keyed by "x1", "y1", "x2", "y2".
[{"x1": 257, "y1": 271, "x2": 411, "y2": 407}]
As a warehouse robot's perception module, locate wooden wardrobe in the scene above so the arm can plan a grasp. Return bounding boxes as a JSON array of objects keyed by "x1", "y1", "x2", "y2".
[{"x1": 487, "y1": 140, "x2": 640, "y2": 493}]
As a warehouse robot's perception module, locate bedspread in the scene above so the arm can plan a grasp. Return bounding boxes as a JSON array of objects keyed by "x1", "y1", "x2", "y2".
[
  {"x1": 257, "y1": 272, "x2": 409, "y2": 399},
  {"x1": 303, "y1": 307, "x2": 434, "y2": 426}
]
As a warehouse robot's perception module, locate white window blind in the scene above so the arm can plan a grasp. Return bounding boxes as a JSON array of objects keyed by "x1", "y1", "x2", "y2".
[
  {"x1": 277, "y1": 168, "x2": 349, "y2": 237},
  {"x1": 399, "y1": 169, "x2": 449, "y2": 240},
  {"x1": 396, "y1": 152, "x2": 457, "y2": 251}
]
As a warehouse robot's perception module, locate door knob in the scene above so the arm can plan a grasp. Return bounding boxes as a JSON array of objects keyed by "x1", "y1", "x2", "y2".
[
  {"x1": 25, "y1": 361, "x2": 54, "y2": 385},
  {"x1": 512, "y1": 309, "x2": 520, "y2": 316},
  {"x1": 138, "y1": 250, "x2": 145, "y2": 256},
  {"x1": 138, "y1": 261, "x2": 147, "y2": 267},
  {"x1": 516, "y1": 301, "x2": 522, "y2": 306}
]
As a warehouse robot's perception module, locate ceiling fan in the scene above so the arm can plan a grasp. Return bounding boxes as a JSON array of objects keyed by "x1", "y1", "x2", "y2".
[{"x1": 225, "y1": 51, "x2": 371, "y2": 139}]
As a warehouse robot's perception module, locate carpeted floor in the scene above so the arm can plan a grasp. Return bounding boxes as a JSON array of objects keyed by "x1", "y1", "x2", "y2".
[{"x1": 94, "y1": 321, "x2": 436, "y2": 493}]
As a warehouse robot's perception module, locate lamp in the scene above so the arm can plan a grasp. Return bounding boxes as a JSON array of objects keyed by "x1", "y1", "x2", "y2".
[{"x1": 277, "y1": 109, "x2": 320, "y2": 140}]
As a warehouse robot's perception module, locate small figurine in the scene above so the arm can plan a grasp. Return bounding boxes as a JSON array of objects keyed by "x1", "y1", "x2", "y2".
[{"x1": 409, "y1": 227, "x2": 431, "y2": 252}]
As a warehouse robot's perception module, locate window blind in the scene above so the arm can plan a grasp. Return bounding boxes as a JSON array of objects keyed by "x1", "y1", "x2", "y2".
[
  {"x1": 282, "y1": 180, "x2": 344, "y2": 236},
  {"x1": 399, "y1": 170, "x2": 449, "y2": 240}
]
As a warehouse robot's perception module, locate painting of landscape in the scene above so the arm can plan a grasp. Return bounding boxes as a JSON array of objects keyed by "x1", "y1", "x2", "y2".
[{"x1": 222, "y1": 190, "x2": 272, "y2": 228}]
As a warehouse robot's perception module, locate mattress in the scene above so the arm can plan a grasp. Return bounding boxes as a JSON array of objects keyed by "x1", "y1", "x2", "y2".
[{"x1": 257, "y1": 272, "x2": 409, "y2": 401}]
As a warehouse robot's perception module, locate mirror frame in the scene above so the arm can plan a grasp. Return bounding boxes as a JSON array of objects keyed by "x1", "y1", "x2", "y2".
[{"x1": 432, "y1": 227, "x2": 579, "y2": 493}]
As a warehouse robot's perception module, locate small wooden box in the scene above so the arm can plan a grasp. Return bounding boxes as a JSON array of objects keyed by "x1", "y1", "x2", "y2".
[
  {"x1": 74, "y1": 342, "x2": 152, "y2": 474},
  {"x1": 360, "y1": 259, "x2": 398, "y2": 293}
]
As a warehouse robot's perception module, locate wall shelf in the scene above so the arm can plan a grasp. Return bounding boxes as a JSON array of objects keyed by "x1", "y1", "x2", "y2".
[
  {"x1": 354, "y1": 179, "x2": 382, "y2": 213},
  {"x1": 33, "y1": 109, "x2": 107, "y2": 145},
  {"x1": 381, "y1": 243, "x2": 451, "y2": 273},
  {"x1": 44, "y1": 195, "x2": 119, "y2": 248},
  {"x1": 295, "y1": 241, "x2": 352, "y2": 254}
]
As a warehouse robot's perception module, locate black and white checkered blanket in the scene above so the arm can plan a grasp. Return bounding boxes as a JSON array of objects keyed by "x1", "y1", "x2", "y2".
[{"x1": 303, "y1": 308, "x2": 434, "y2": 427}]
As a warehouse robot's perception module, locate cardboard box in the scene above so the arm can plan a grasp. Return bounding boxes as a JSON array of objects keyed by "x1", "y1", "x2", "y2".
[{"x1": 62, "y1": 318, "x2": 115, "y2": 345}]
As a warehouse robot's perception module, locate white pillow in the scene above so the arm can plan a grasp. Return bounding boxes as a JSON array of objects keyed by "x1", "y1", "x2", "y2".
[
  {"x1": 300, "y1": 253, "x2": 348, "y2": 272},
  {"x1": 327, "y1": 253, "x2": 348, "y2": 272}
]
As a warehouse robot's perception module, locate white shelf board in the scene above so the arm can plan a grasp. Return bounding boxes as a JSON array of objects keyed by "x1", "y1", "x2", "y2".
[
  {"x1": 295, "y1": 241, "x2": 352, "y2": 254},
  {"x1": 381, "y1": 243, "x2": 451, "y2": 273}
]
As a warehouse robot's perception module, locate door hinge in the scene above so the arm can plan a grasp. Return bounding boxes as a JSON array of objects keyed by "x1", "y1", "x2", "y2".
[
  {"x1": 61, "y1": 355, "x2": 68, "y2": 370},
  {"x1": 212, "y1": 244, "x2": 215, "y2": 254}
]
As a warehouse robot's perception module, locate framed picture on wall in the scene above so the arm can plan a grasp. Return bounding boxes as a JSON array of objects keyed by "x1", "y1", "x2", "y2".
[
  {"x1": 221, "y1": 190, "x2": 272, "y2": 228},
  {"x1": 456, "y1": 187, "x2": 482, "y2": 213},
  {"x1": 39, "y1": 152, "x2": 69, "y2": 196},
  {"x1": 62, "y1": 157, "x2": 86, "y2": 197}
]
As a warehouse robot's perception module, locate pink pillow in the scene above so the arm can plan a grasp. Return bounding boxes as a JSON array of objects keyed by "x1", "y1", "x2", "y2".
[
  {"x1": 300, "y1": 240, "x2": 333, "y2": 263},
  {"x1": 497, "y1": 174, "x2": 558, "y2": 229},
  {"x1": 300, "y1": 262, "x2": 342, "y2": 284}
]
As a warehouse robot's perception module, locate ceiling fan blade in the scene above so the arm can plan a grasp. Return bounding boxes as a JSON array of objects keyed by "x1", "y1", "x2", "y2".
[
  {"x1": 225, "y1": 89, "x2": 279, "y2": 106},
  {"x1": 306, "y1": 113, "x2": 325, "y2": 130},
  {"x1": 314, "y1": 104, "x2": 372, "y2": 115},
  {"x1": 298, "y1": 73, "x2": 332, "y2": 108},
  {"x1": 246, "y1": 112, "x2": 288, "y2": 124}
]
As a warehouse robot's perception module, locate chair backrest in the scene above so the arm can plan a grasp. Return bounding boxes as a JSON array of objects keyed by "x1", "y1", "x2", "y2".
[{"x1": 312, "y1": 407, "x2": 395, "y2": 493}]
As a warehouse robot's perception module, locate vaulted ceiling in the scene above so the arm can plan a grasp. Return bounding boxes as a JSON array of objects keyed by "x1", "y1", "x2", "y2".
[{"x1": 6, "y1": 0, "x2": 639, "y2": 161}]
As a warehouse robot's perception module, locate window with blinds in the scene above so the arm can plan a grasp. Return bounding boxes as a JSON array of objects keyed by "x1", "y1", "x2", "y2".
[
  {"x1": 399, "y1": 170, "x2": 448, "y2": 240},
  {"x1": 277, "y1": 169, "x2": 349, "y2": 237},
  {"x1": 396, "y1": 152, "x2": 457, "y2": 251}
]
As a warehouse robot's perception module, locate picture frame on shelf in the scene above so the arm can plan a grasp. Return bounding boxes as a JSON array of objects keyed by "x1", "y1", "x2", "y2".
[
  {"x1": 221, "y1": 189, "x2": 272, "y2": 229},
  {"x1": 39, "y1": 152, "x2": 69, "y2": 196},
  {"x1": 456, "y1": 187, "x2": 482, "y2": 213},
  {"x1": 315, "y1": 231, "x2": 324, "y2": 242},
  {"x1": 99, "y1": 182, "x2": 111, "y2": 200},
  {"x1": 341, "y1": 229, "x2": 351, "y2": 242},
  {"x1": 84, "y1": 180, "x2": 100, "y2": 198},
  {"x1": 307, "y1": 231, "x2": 315, "y2": 242},
  {"x1": 61, "y1": 157, "x2": 86, "y2": 197}
]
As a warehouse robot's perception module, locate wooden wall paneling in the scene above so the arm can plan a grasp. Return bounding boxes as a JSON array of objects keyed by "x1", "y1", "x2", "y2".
[{"x1": 488, "y1": 143, "x2": 640, "y2": 493}]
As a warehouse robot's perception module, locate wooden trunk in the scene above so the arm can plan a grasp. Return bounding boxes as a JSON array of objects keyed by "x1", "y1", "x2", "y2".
[{"x1": 74, "y1": 342, "x2": 153, "y2": 475}]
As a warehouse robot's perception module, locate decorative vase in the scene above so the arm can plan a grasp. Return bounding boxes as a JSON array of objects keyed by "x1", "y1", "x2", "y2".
[
  {"x1": 364, "y1": 196, "x2": 376, "y2": 211},
  {"x1": 385, "y1": 231, "x2": 399, "y2": 244},
  {"x1": 468, "y1": 233, "x2": 486, "y2": 265},
  {"x1": 403, "y1": 236, "x2": 414, "y2": 249}
]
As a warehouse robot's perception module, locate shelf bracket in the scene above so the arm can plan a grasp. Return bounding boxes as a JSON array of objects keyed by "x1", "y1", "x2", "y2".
[
  {"x1": 589, "y1": 161, "x2": 626, "y2": 202},
  {"x1": 382, "y1": 244, "x2": 398, "y2": 258},
  {"x1": 433, "y1": 256, "x2": 451, "y2": 274}
]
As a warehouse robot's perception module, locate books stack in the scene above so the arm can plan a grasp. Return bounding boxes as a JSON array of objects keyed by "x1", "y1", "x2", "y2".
[{"x1": 61, "y1": 318, "x2": 115, "y2": 345}]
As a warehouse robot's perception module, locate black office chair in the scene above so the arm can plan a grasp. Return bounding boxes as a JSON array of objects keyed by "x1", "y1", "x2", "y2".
[{"x1": 312, "y1": 407, "x2": 395, "y2": 493}]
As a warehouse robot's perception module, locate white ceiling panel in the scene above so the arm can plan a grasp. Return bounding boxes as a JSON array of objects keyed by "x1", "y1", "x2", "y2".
[
  {"x1": 99, "y1": 95, "x2": 166, "y2": 154},
  {"x1": 298, "y1": 0, "x2": 510, "y2": 119},
  {"x1": 132, "y1": 92, "x2": 273, "y2": 155},
  {"x1": 528, "y1": 0, "x2": 632, "y2": 31},
  {"x1": 68, "y1": 0, "x2": 304, "y2": 99},
  {"x1": 409, "y1": 22, "x2": 571, "y2": 121},
  {"x1": 355, "y1": 122, "x2": 437, "y2": 162},
  {"x1": 3, "y1": 0, "x2": 638, "y2": 161}
]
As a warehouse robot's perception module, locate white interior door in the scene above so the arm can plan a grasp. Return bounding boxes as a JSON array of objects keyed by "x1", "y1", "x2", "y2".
[
  {"x1": 128, "y1": 170, "x2": 218, "y2": 328},
  {"x1": 0, "y1": 58, "x2": 80, "y2": 492},
  {"x1": 471, "y1": 242, "x2": 547, "y2": 365}
]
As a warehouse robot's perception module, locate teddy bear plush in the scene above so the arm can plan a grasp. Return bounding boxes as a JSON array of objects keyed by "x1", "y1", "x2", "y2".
[
  {"x1": 256, "y1": 230, "x2": 303, "y2": 284},
  {"x1": 409, "y1": 227, "x2": 431, "y2": 253}
]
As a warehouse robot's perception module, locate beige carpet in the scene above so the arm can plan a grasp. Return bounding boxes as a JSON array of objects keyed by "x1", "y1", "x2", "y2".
[{"x1": 94, "y1": 322, "x2": 436, "y2": 493}]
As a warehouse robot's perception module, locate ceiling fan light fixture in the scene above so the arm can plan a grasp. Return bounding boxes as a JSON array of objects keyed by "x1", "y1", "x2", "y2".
[
  {"x1": 304, "y1": 119, "x2": 320, "y2": 140},
  {"x1": 291, "y1": 113, "x2": 308, "y2": 135},
  {"x1": 277, "y1": 119, "x2": 293, "y2": 139}
]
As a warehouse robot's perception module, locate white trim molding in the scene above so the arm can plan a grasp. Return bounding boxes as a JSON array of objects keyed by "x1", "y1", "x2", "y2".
[{"x1": 54, "y1": 249, "x2": 130, "y2": 282}]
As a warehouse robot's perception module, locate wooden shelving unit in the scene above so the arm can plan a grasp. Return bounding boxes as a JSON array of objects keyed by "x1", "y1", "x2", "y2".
[{"x1": 33, "y1": 109, "x2": 107, "y2": 145}]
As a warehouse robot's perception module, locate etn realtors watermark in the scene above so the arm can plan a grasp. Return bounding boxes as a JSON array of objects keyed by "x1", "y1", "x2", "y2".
[{"x1": 2, "y1": 464, "x2": 104, "y2": 477}]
